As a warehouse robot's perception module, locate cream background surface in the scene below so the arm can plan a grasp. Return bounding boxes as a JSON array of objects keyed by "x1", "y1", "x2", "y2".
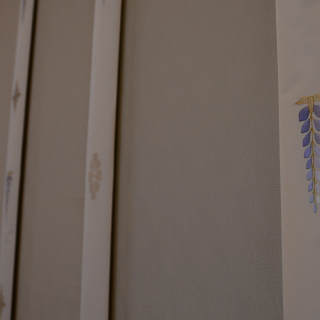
[
  {"x1": 276, "y1": 1, "x2": 320, "y2": 319},
  {"x1": 111, "y1": 0, "x2": 282, "y2": 319}
]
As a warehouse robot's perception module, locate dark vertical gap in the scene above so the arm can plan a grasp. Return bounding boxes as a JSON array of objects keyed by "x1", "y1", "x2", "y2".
[
  {"x1": 108, "y1": 0, "x2": 127, "y2": 319},
  {"x1": 11, "y1": 0, "x2": 39, "y2": 319}
]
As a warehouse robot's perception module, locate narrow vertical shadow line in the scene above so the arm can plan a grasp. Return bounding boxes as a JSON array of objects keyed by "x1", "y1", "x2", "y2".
[
  {"x1": 108, "y1": 0, "x2": 127, "y2": 319},
  {"x1": 11, "y1": 1, "x2": 39, "y2": 319}
]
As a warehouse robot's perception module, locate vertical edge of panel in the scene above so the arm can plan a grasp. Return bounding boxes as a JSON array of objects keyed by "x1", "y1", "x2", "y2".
[
  {"x1": 0, "y1": 0, "x2": 36, "y2": 319},
  {"x1": 80, "y1": 0, "x2": 122, "y2": 319}
]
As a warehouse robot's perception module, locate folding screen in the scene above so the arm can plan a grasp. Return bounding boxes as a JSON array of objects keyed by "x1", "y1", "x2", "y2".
[
  {"x1": 2, "y1": 0, "x2": 320, "y2": 319},
  {"x1": 110, "y1": 0, "x2": 282, "y2": 319},
  {"x1": 0, "y1": 0, "x2": 122, "y2": 318},
  {"x1": 13, "y1": 0, "x2": 95, "y2": 319}
]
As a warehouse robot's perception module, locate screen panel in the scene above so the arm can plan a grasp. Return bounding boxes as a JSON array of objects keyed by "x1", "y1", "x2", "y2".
[
  {"x1": 111, "y1": 0, "x2": 282, "y2": 319},
  {"x1": 14, "y1": 1, "x2": 95, "y2": 319}
]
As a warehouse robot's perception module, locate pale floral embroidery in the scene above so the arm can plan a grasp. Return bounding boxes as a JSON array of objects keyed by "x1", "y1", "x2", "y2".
[
  {"x1": 89, "y1": 153, "x2": 102, "y2": 200},
  {"x1": 12, "y1": 82, "x2": 21, "y2": 112},
  {"x1": 5, "y1": 172, "x2": 13, "y2": 218}
]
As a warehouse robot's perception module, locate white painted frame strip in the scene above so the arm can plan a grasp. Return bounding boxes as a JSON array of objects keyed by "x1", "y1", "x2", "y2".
[
  {"x1": 0, "y1": 0, "x2": 36, "y2": 319},
  {"x1": 80, "y1": 0, "x2": 122, "y2": 319}
]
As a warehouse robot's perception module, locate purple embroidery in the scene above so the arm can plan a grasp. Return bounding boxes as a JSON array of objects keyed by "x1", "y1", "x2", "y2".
[{"x1": 296, "y1": 94, "x2": 320, "y2": 213}]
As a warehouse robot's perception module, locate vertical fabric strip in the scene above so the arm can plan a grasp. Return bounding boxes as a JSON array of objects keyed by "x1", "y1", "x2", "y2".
[
  {"x1": 80, "y1": 0, "x2": 122, "y2": 319},
  {"x1": 0, "y1": 0, "x2": 36, "y2": 319},
  {"x1": 276, "y1": 0, "x2": 320, "y2": 318}
]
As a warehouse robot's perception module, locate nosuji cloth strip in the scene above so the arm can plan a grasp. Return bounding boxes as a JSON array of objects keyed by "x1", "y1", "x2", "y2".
[
  {"x1": 80, "y1": 0, "x2": 122, "y2": 319},
  {"x1": 276, "y1": 0, "x2": 320, "y2": 319},
  {"x1": 0, "y1": 0, "x2": 36, "y2": 319}
]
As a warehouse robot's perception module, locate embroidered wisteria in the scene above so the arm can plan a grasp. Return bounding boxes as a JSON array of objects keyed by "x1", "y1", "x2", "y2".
[{"x1": 296, "y1": 93, "x2": 320, "y2": 213}]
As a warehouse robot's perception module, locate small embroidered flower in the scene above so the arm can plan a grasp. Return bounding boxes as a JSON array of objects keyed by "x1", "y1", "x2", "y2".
[
  {"x1": 89, "y1": 153, "x2": 102, "y2": 200},
  {"x1": 0, "y1": 287, "x2": 6, "y2": 318},
  {"x1": 5, "y1": 172, "x2": 13, "y2": 218},
  {"x1": 12, "y1": 82, "x2": 21, "y2": 112}
]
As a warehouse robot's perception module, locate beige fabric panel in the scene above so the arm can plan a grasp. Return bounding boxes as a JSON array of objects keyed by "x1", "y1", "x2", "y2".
[
  {"x1": 14, "y1": 1, "x2": 94, "y2": 319},
  {"x1": 0, "y1": 0, "x2": 20, "y2": 239},
  {"x1": 80, "y1": 1, "x2": 123, "y2": 319},
  {"x1": 112, "y1": 0, "x2": 282, "y2": 319},
  {"x1": 276, "y1": 1, "x2": 320, "y2": 319}
]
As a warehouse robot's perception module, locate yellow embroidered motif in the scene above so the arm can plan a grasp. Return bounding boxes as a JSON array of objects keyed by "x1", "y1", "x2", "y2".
[
  {"x1": 89, "y1": 153, "x2": 102, "y2": 200},
  {"x1": 295, "y1": 93, "x2": 320, "y2": 106}
]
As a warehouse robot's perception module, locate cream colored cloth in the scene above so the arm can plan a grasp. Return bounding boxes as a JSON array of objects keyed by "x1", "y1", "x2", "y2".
[
  {"x1": 277, "y1": 0, "x2": 320, "y2": 319},
  {"x1": 80, "y1": 0, "x2": 122, "y2": 319}
]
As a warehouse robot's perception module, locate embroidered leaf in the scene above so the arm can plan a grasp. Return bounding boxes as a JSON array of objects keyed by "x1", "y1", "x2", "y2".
[
  {"x1": 307, "y1": 168, "x2": 313, "y2": 180},
  {"x1": 314, "y1": 203, "x2": 317, "y2": 213},
  {"x1": 295, "y1": 96, "x2": 309, "y2": 105},
  {"x1": 309, "y1": 180, "x2": 314, "y2": 192},
  {"x1": 310, "y1": 194, "x2": 314, "y2": 203},
  {"x1": 306, "y1": 157, "x2": 312, "y2": 169},
  {"x1": 313, "y1": 93, "x2": 320, "y2": 102},
  {"x1": 304, "y1": 144, "x2": 312, "y2": 158},
  {"x1": 316, "y1": 171, "x2": 320, "y2": 182},
  {"x1": 302, "y1": 119, "x2": 311, "y2": 133},
  {"x1": 299, "y1": 106, "x2": 309, "y2": 121},
  {"x1": 303, "y1": 131, "x2": 311, "y2": 146},
  {"x1": 314, "y1": 105, "x2": 320, "y2": 117},
  {"x1": 314, "y1": 119, "x2": 320, "y2": 131}
]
